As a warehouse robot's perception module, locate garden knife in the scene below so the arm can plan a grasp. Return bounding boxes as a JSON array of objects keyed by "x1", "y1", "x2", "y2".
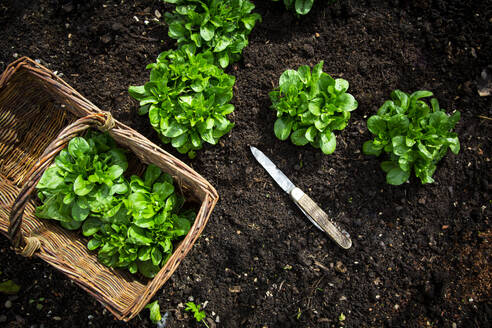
[{"x1": 250, "y1": 146, "x2": 352, "y2": 249}]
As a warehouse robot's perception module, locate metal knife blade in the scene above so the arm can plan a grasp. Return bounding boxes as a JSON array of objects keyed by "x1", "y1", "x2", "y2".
[
  {"x1": 250, "y1": 146, "x2": 295, "y2": 193},
  {"x1": 250, "y1": 146, "x2": 352, "y2": 249}
]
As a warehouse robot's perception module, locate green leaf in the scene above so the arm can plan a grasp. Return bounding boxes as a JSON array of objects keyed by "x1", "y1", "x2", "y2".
[
  {"x1": 297, "y1": 65, "x2": 311, "y2": 84},
  {"x1": 386, "y1": 167, "x2": 411, "y2": 185},
  {"x1": 82, "y1": 218, "x2": 102, "y2": 236},
  {"x1": 417, "y1": 142, "x2": 433, "y2": 160},
  {"x1": 60, "y1": 219, "x2": 82, "y2": 230},
  {"x1": 73, "y1": 176, "x2": 94, "y2": 196},
  {"x1": 164, "y1": 121, "x2": 187, "y2": 138},
  {"x1": 308, "y1": 102, "x2": 321, "y2": 116},
  {"x1": 138, "y1": 260, "x2": 160, "y2": 278},
  {"x1": 391, "y1": 90, "x2": 409, "y2": 110},
  {"x1": 144, "y1": 164, "x2": 162, "y2": 187},
  {"x1": 171, "y1": 133, "x2": 188, "y2": 148},
  {"x1": 37, "y1": 167, "x2": 64, "y2": 190},
  {"x1": 274, "y1": 117, "x2": 293, "y2": 141},
  {"x1": 168, "y1": 21, "x2": 186, "y2": 39},
  {"x1": 151, "y1": 247, "x2": 163, "y2": 266},
  {"x1": 145, "y1": 300, "x2": 162, "y2": 323},
  {"x1": 68, "y1": 137, "x2": 90, "y2": 158},
  {"x1": 387, "y1": 114, "x2": 409, "y2": 136},
  {"x1": 0, "y1": 280, "x2": 21, "y2": 295},
  {"x1": 362, "y1": 140, "x2": 382, "y2": 156},
  {"x1": 336, "y1": 93, "x2": 358, "y2": 111},
  {"x1": 128, "y1": 85, "x2": 148, "y2": 101},
  {"x1": 72, "y1": 201, "x2": 89, "y2": 222},
  {"x1": 110, "y1": 183, "x2": 128, "y2": 195},
  {"x1": 410, "y1": 90, "x2": 433, "y2": 101},
  {"x1": 447, "y1": 136, "x2": 460, "y2": 154},
  {"x1": 291, "y1": 128, "x2": 309, "y2": 146},
  {"x1": 295, "y1": 0, "x2": 314, "y2": 15},
  {"x1": 128, "y1": 226, "x2": 153, "y2": 245},
  {"x1": 153, "y1": 182, "x2": 175, "y2": 200},
  {"x1": 381, "y1": 161, "x2": 397, "y2": 173},
  {"x1": 200, "y1": 23, "x2": 215, "y2": 41},
  {"x1": 334, "y1": 79, "x2": 349, "y2": 93},
  {"x1": 367, "y1": 115, "x2": 386, "y2": 135},
  {"x1": 279, "y1": 70, "x2": 301, "y2": 92},
  {"x1": 214, "y1": 37, "x2": 231, "y2": 52},
  {"x1": 87, "y1": 238, "x2": 101, "y2": 250},
  {"x1": 392, "y1": 136, "x2": 409, "y2": 156},
  {"x1": 304, "y1": 126, "x2": 317, "y2": 142},
  {"x1": 138, "y1": 246, "x2": 152, "y2": 261},
  {"x1": 218, "y1": 52, "x2": 229, "y2": 68},
  {"x1": 106, "y1": 165, "x2": 124, "y2": 181},
  {"x1": 320, "y1": 131, "x2": 336, "y2": 154}
]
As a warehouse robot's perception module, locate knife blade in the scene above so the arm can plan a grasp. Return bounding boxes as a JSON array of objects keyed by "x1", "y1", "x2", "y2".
[{"x1": 251, "y1": 146, "x2": 352, "y2": 249}]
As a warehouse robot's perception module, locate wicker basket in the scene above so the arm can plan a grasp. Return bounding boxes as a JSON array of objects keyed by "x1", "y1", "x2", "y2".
[{"x1": 0, "y1": 57, "x2": 219, "y2": 321}]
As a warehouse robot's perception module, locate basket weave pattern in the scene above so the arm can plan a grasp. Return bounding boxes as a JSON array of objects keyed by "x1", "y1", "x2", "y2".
[{"x1": 0, "y1": 57, "x2": 219, "y2": 321}]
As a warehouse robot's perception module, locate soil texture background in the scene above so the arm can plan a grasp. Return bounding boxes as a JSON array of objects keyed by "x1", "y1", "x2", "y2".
[{"x1": 0, "y1": 0, "x2": 491, "y2": 327}]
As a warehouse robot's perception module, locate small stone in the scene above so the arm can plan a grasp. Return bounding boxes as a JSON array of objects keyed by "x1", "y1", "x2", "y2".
[
  {"x1": 394, "y1": 304, "x2": 399, "y2": 310},
  {"x1": 229, "y1": 286, "x2": 241, "y2": 293},
  {"x1": 4, "y1": 300, "x2": 12, "y2": 308},
  {"x1": 53, "y1": 316, "x2": 61, "y2": 321},
  {"x1": 335, "y1": 261, "x2": 347, "y2": 273},
  {"x1": 12, "y1": 53, "x2": 18, "y2": 58},
  {"x1": 245, "y1": 167, "x2": 253, "y2": 174},
  {"x1": 155, "y1": 10, "x2": 162, "y2": 19},
  {"x1": 88, "y1": 315, "x2": 94, "y2": 320},
  {"x1": 418, "y1": 197, "x2": 426, "y2": 205}
]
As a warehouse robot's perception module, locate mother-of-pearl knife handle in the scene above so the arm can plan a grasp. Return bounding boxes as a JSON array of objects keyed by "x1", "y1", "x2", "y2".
[{"x1": 290, "y1": 187, "x2": 352, "y2": 249}]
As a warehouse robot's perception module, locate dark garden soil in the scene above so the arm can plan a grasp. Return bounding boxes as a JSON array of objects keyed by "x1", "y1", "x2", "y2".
[{"x1": 1, "y1": 0, "x2": 491, "y2": 327}]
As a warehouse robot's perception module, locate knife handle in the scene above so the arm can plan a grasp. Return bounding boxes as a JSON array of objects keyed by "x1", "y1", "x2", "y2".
[{"x1": 290, "y1": 187, "x2": 352, "y2": 249}]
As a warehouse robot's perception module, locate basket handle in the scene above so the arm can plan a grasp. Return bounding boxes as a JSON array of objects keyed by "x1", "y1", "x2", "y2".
[{"x1": 8, "y1": 112, "x2": 115, "y2": 255}]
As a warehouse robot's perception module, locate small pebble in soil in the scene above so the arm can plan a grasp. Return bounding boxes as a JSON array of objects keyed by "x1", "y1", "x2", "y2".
[
  {"x1": 4, "y1": 300, "x2": 12, "y2": 308},
  {"x1": 53, "y1": 316, "x2": 61, "y2": 321},
  {"x1": 335, "y1": 261, "x2": 347, "y2": 273}
]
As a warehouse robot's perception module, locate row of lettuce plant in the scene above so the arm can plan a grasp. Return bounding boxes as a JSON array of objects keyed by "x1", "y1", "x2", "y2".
[
  {"x1": 129, "y1": 0, "x2": 261, "y2": 158},
  {"x1": 270, "y1": 62, "x2": 460, "y2": 185}
]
